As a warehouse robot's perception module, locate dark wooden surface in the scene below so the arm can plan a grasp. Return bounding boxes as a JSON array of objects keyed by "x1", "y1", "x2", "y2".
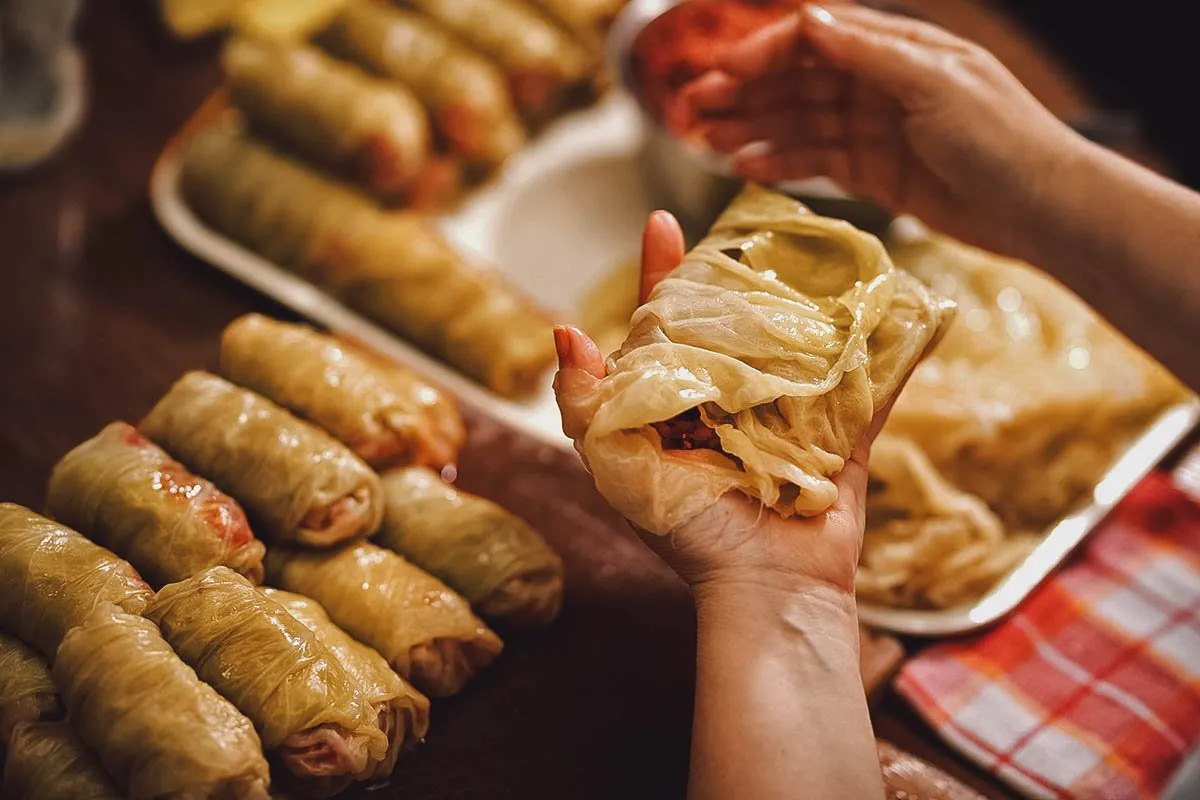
[{"x1": 2, "y1": 2, "x2": 1148, "y2": 798}]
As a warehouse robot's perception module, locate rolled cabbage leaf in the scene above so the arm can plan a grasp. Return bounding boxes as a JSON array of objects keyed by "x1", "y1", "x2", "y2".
[
  {"x1": 266, "y1": 542, "x2": 502, "y2": 697},
  {"x1": 262, "y1": 588, "x2": 431, "y2": 780},
  {"x1": 0, "y1": 632, "x2": 62, "y2": 748},
  {"x1": 558, "y1": 185, "x2": 953, "y2": 534},
  {"x1": 45, "y1": 421, "x2": 265, "y2": 587},
  {"x1": 0, "y1": 503, "x2": 152, "y2": 658},
  {"x1": 53, "y1": 604, "x2": 270, "y2": 800},
  {"x1": 379, "y1": 467, "x2": 563, "y2": 628},
  {"x1": 140, "y1": 371, "x2": 383, "y2": 547},
  {"x1": 146, "y1": 567, "x2": 389, "y2": 795},
  {"x1": 2, "y1": 722, "x2": 121, "y2": 800},
  {"x1": 220, "y1": 315, "x2": 465, "y2": 471}
]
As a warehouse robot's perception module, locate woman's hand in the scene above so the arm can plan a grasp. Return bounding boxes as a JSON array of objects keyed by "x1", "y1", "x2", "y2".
[
  {"x1": 555, "y1": 211, "x2": 890, "y2": 799},
  {"x1": 553, "y1": 210, "x2": 889, "y2": 600},
  {"x1": 670, "y1": 3, "x2": 1085, "y2": 258}
]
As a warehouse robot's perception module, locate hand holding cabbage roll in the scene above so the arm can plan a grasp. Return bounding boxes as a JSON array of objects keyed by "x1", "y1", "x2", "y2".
[
  {"x1": 379, "y1": 467, "x2": 564, "y2": 628},
  {"x1": 53, "y1": 604, "x2": 270, "y2": 800},
  {"x1": 223, "y1": 38, "x2": 434, "y2": 202},
  {"x1": 45, "y1": 421, "x2": 266, "y2": 588},
  {"x1": 140, "y1": 371, "x2": 383, "y2": 547},
  {"x1": 2, "y1": 722, "x2": 121, "y2": 800},
  {"x1": 0, "y1": 504, "x2": 152, "y2": 658},
  {"x1": 266, "y1": 542, "x2": 502, "y2": 697},
  {"x1": 323, "y1": 1, "x2": 525, "y2": 164},
  {"x1": 0, "y1": 633, "x2": 62, "y2": 749},
  {"x1": 262, "y1": 589, "x2": 431, "y2": 780},
  {"x1": 556, "y1": 185, "x2": 954, "y2": 535},
  {"x1": 406, "y1": 0, "x2": 591, "y2": 117},
  {"x1": 180, "y1": 127, "x2": 557, "y2": 396},
  {"x1": 220, "y1": 315, "x2": 466, "y2": 471},
  {"x1": 147, "y1": 567, "x2": 389, "y2": 795}
]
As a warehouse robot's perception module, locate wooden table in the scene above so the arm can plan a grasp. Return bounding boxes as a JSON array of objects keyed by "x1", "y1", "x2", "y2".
[{"x1": 0, "y1": 3, "x2": 1154, "y2": 799}]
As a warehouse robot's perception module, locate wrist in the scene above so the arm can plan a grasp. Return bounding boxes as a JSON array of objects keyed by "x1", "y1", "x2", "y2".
[
  {"x1": 1001, "y1": 128, "x2": 1106, "y2": 270},
  {"x1": 693, "y1": 575, "x2": 859, "y2": 645}
]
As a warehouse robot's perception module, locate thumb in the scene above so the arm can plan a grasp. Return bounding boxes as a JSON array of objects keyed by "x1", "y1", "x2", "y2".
[
  {"x1": 802, "y1": 4, "x2": 950, "y2": 109},
  {"x1": 552, "y1": 325, "x2": 605, "y2": 443}
]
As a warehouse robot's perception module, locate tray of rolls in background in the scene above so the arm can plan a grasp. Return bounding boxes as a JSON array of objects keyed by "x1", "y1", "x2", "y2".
[
  {"x1": 151, "y1": 0, "x2": 653, "y2": 451},
  {"x1": 148, "y1": 0, "x2": 1200, "y2": 639}
]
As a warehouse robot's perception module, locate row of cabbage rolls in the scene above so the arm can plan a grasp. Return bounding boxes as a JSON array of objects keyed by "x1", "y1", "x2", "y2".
[
  {"x1": 0, "y1": 314, "x2": 564, "y2": 799},
  {"x1": 175, "y1": 0, "x2": 628, "y2": 399}
]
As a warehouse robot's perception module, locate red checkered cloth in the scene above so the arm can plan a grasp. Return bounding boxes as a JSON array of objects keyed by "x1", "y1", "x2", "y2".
[{"x1": 895, "y1": 471, "x2": 1200, "y2": 799}]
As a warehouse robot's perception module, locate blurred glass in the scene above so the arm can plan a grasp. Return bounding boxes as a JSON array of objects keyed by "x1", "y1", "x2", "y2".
[{"x1": 0, "y1": 0, "x2": 85, "y2": 170}]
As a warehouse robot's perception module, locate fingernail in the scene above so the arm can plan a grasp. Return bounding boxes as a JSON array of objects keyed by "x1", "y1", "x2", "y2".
[
  {"x1": 804, "y1": 4, "x2": 839, "y2": 39},
  {"x1": 553, "y1": 326, "x2": 570, "y2": 362},
  {"x1": 807, "y1": 4, "x2": 836, "y2": 26}
]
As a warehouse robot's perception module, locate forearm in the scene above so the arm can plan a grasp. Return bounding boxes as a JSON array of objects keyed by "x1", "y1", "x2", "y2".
[
  {"x1": 1013, "y1": 135, "x2": 1200, "y2": 393},
  {"x1": 689, "y1": 582, "x2": 883, "y2": 800}
]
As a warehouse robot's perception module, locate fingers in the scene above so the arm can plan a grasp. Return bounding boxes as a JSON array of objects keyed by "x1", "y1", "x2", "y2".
[
  {"x1": 801, "y1": 4, "x2": 959, "y2": 108},
  {"x1": 732, "y1": 143, "x2": 857, "y2": 188},
  {"x1": 640, "y1": 211, "x2": 686, "y2": 303},
  {"x1": 553, "y1": 325, "x2": 604, "y2": 379},
  {"x1": 715, "y1": 12, "x2": 806, "y2": 79},
  {"x1": 552, "y1": 325, "x2": 605, "y2": 443}
]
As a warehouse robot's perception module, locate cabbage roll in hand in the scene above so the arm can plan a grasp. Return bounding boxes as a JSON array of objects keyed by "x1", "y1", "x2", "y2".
[
  {"x1": 266, "y1": 542, "x2": 502, "y2": 697},
  {"x1": 223, "y1": 38, "x2": 434, "y2": 202},
  {"x1": 220, "y1": 315, "x2": 466, "y2": 471},
  {"x1": 146, "y1": 567, "x2": 389, "y2": 796},
  {"x1": 140, "y1": 371, "x2": 383, "y2": 548},
  {"x1": 45, "y1": 421, "x2": 266, "y2": 588},
  {"x1": 0, "y1": 504, "x2": 152, "y2": 658},
  {"x1": 53, "y1": 604, "x2": 270, "y2": 800},
  {"x1": 262, "y1": 589, "x2": 431, "y2": 781},
  {"x1": 379, "y1": 467, "x2": 564, "y2": 628},
  {"x1": 2, "y1": 722, "x2": 121, "y2": 800},
  {"x1": 0, "y1": 632, "x2": 62, "y2": 749},
  {"x1": 555, "y1": 185, "x2": 954, "y2": 535}
]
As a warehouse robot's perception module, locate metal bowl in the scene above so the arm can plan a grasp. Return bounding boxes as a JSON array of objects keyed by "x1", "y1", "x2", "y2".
[{"x1": 606, "y1": 0, "x2": 895, "y2": 239}]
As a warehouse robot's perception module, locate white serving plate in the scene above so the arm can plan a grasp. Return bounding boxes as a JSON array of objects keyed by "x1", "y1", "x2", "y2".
[{"x1": 151, "y1": 91, "x2": 1198, "y2": 637}]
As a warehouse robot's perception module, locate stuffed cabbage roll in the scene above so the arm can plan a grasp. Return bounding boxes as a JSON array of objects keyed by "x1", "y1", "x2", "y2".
[
  {"x1": 53, "y1": 604, "x2": 270, "y2": 800},
  {"x1": 262, "y1": 589, "x2": 431, "y2": 780},
  {"x1": 179, "y1": 127, "x2": 556, "y2": 397},
  {"x1": 2, "y1": 722, "x2": 121, "y2": 800},
  {"x1": 379, "y1": 467, "x2": 564, "y2": 628},
  {"x1": 45, "y1": 421, "x2": 266, "y2": 588},
  {"x1": 140, "y1": 371, "x2": 383, "y2": 547},
  {"x1": 406, "y1": 0, "x2": 591, "y2": 117},
  {"x1": 224, "y1": 38, "x2": 433, "y2": 203},
  {"x1": 266, "y1": 542, "x2": 502, "y2": 697},
  {"x1": 0, "y1": 504, "x2": 152, "y2": 658},
  {"x1": 220, "y1": 315, "x2": 466, "y2": 471},
  {"x1": 557, "y1": 185, "x2": 954, "y2": 535},
  {"x1": 0, "y1": 633, "x2": 62, "y2": 748},
  {"x1": 146, "y1": 567, "x2": 389, "y2": 795},
  {"x1": 322, "y1": 1, "x2": 524, "y2": 164}
]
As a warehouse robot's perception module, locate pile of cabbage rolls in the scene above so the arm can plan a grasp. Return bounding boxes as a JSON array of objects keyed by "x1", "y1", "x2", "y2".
[{"x1": 0, "y1": 314, "x2": 563, "y2": 799}]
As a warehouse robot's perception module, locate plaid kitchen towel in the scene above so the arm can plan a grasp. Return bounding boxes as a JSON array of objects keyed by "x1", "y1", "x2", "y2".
[{"x1": 895, "y1": 471, "x2": 1200, "y2": 799}]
